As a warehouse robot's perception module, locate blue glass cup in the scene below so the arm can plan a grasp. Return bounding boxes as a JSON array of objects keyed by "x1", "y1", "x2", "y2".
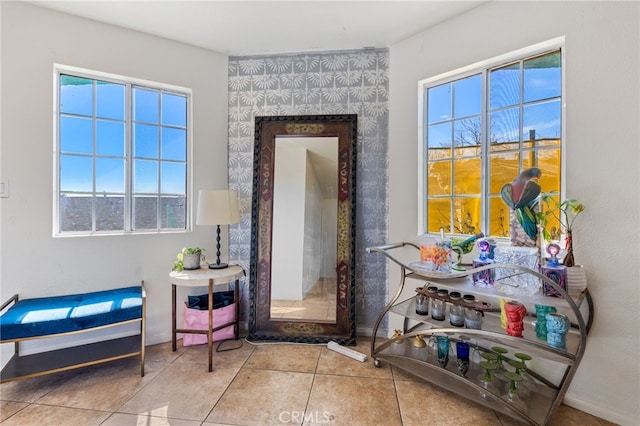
[
  {"x1": 436, "y1": 336, "x2": 450, "y2": 368},
  {"x1": 456, "y1": 341, "x2": 470, "y2": 376}
]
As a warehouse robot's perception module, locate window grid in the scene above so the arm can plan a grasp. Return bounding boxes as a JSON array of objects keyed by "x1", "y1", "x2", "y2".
[
  {"x1": 420, "y1": 44, "x2": 563, "y2": 238},
  {"x1": 55, "y1": 67, "x2": 190, "y2": 236}
]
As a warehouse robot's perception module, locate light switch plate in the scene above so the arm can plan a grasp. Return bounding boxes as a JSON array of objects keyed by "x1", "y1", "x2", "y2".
[{"x1": 0, "y1": 180, "x2": 9, "y2": 198}]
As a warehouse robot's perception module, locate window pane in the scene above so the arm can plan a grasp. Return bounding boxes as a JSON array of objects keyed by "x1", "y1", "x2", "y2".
[
  {"x1": 57, "y1": 70, "x2": 190, "y2": 235},
  {"x1": 96, "y1": 81, "x2": 125, "y2": 120},
  {"x1": 490, "y1": 62, "x2": 520, "y2": 109},
  {"x1": 96, "y1": 158, "x2": 125, "y2": 193},
  {"x1": 161, "y1": 127, "x2": 186, "y2": 161},
  {"x1": 97, "y1": 120, "x2": 125, "y2": 156},
  {"x1": 59, "y1": 194, "x2": 92, "y2": 232},
  {"x1": 427, "y1": 161, "x2": 451, "y2": 196},
  {"x1": 453, "y1": 197, "x2": 481, "y2": 235},
  {"x1": 427, "y1": 198, "x2": 451, "y2": 233},
  {"x1": 162, "y1": 93, "x2": 187, "y2": 127},
  {"x1": 133, "y1": 196, "x2": 158, "y2": 230},
  {"x1": 160, "y1": 196, "x2": 186, "y2": 229},
  {"x1": 422, "y1": 47, "x2": 562, "y2": 239},
  {"x1": 134, "y1": 160, "x2": 158, "y2": 193},
  {"x1": 540, "y1": 195, "x2": 562, "y2": 240},
  {"x1": 161, "y1": 162, "x2": 186, "y2": 194},
  {"x1": 524, "y1": 51, "x2": 561, "y2": 103},
  {"x1": 60, "y1": 116, "x2": 93, "y2": 154},
  {"x1": 453, "y1": 158, "x2": 481, "y2": 194},
  {"x1": 454, "y1": 75, "x2": 481, "y2": 118},
  {"x1": 488, "y1": 196, "x2": 510, "y2": 237},
  {"x1": 427, "y1": 84, "x2": 451, "y2": 123},
  {"x1": 454, "y1": 117, "x2": 481, "y2": 150},
  {"x1": 490, "y1": 107, "x2": 520, "y2": 144},
  {"x1": 134, "y1": 124, "x2": 159, "y2": 158},
  {"x1": 134, "y1": 88, "x2": 159, "y2": 123},
  {"x1": 488, "y1": 152, "x2": 519, "y2": 194},
  {"x1": 60, "y1": 75, "x2": 93, "y2": 116},
  {"x1": 523, "y1": 100, "x2": 561, "y2": 145},
  {"x1": 523, "y1": 147, "x2": 560, "y2": 193},
  {"x1": 96, "y1": 195, "x2": 124, "y2": 231},
  {"x1": 428, "y1": 122, "x2": 452, "y2": 150},
  {"x1": 60, "y1": 155, "x2": 92, "y2": 192}
]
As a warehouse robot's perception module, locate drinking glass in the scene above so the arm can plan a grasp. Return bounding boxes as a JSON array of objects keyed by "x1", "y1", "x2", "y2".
[
  {"x1": 478, "y1": 361, "x2": 499, "y2": 399},
  {"x1": 436, "y1": 336, "x2": 450, "y2": 368},
  {"x1": 513, "y1": 353, "x2": 537, "y2": 393},
  {"x1": 491, "y1": 346, "x2": 509, "y2": 383},
  {"x1": 455, "y1": 341, "x2": 470, "y2": 377},
  {"x1": 501, "y1": 371, "x2": 527, "y2": 412}
]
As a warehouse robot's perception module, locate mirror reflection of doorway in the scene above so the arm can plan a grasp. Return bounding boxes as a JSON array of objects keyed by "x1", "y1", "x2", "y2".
[{"x1": 269, "y1": 136, "x2": 338, "y2": 323}]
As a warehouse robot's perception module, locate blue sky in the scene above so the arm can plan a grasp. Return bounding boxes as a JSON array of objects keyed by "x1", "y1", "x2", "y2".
[{"x1": 59, "y1": 77, "x2": 187, "y2": 196}]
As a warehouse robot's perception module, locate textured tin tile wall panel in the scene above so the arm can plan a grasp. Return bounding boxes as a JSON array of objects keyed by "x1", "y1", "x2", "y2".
[{"x1": 227, "y1": 49, "x2": 389, "y2": 331}]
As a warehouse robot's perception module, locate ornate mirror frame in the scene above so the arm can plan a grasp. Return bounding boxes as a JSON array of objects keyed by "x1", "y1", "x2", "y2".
[{"x1": 248, "y1": 114, "x2": 357, "y2": 344}]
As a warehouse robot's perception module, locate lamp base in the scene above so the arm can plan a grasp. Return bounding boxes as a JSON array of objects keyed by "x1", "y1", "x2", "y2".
[{"x1": 208, "y1": 263, "x2": 229, "y2": 270}]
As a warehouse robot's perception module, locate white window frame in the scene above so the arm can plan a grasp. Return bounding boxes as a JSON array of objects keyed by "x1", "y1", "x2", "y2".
[
  {"x1": 53, "y1": 64, "x2": 193, "y2": 237},
  {"x1": 417, "y1": 37, "x2": 566, "y2": 237}
]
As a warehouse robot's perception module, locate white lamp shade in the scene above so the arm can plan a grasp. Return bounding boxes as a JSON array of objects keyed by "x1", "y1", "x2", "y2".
[{"x1": 196, "y1": 190, "x2": 240, "y2": 226}]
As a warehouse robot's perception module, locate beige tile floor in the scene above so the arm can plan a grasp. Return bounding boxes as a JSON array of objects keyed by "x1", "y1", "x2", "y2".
[{"x1": 0, "y1": 337, "x2": 615, "y2": 426}]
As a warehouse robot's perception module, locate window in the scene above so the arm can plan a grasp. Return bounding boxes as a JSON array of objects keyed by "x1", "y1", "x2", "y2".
[
  {"x1": 419, "y1": 40, "x2": 563, "y2": 237},
  {"x1": 54, "y1": 66, "x2": 191, "y2": 235}
]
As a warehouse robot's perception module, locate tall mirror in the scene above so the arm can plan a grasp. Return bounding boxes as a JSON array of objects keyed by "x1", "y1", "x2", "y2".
[{"x1": 249, "y1": 115, "x2": 357, "y2": 344}]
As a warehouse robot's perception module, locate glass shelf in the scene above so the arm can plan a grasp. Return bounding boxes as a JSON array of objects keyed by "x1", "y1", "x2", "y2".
[
  {"x1": 390, "y1": 297, "x2": 581, "y2": 362},
  {"x1": 376, "y1": 346, "x2": 558, "y2": 426}
]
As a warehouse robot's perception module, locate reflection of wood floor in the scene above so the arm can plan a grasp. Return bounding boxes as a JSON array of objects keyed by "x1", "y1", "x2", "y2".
[{"x1": 271, "y1": 278, "x2": 337, "y2": 322}]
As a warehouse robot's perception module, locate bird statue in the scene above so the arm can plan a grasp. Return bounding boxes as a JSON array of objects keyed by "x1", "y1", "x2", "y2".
[{"x1": 500, "y1": 168, "x2": 542, "y2": 240}]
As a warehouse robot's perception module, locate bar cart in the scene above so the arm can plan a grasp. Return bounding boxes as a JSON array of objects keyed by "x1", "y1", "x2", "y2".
[{"x1": 367, "y1": 242, "x2": 593, "y2": 426}]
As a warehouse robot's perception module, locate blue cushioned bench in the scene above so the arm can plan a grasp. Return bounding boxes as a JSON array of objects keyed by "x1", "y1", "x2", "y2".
[{"x1": 0, "y1": 283, "x2": 145, "y2": 383}]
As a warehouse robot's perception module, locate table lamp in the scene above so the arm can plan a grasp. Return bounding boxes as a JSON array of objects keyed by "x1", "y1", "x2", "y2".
[{"x1": 196, "y1": 189, "x2": 240, "y2": 269}]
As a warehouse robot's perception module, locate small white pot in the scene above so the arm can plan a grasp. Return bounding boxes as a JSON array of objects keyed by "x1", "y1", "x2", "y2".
[
  {"x1": 566, "y1": 265, "x2": 587, "y2": 297},
  {"x1": 182, "y1": 253, "x2": 201, "y2": 270}
]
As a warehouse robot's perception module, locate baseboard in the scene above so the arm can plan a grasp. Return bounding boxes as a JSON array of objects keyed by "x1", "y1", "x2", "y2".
[
  {"x1": 563, "y1": 395, "x2": 634, "y2": 425},
  {"x1": 356, "y1": 326, "x2": 387, "y2": 338}
]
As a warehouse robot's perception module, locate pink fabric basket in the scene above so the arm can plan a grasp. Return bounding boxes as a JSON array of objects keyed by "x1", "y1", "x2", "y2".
[{"x1": 182, "y1": 302, "x2": 235, "y2": 346}]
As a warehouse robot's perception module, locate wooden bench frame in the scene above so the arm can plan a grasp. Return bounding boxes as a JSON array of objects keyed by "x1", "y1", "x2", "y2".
[{"x1": 0, "y1": 282, "x2": 146, "y2": 383}]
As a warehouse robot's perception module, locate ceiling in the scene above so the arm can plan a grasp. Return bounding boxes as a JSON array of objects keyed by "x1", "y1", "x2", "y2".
[{"x1": 28, "y1": 1, "x2": 486, "y2": 56}]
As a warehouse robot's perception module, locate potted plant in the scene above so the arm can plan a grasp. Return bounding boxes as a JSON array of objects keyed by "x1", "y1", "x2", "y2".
[
  {"x1": 172, "y1": 247, "x2": 205, "y2": 271},
  {"x1": 536, "y1": 195, "x2": 585, "y2": 267}
]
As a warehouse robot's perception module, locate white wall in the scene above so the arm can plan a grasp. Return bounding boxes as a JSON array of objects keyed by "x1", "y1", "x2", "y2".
[
  {"x1": 389, "y1": 2, "x2": 639, "y2": 424},
  {"x1": 320, "y1": 198, "x2": 337, "y2": 279},
  {"x1": 302, "y1": 154, "x2": 322, "y2": 297},
  {"x1": 271, "y1": 147, "x2": 306, "y2": 300},
  {"x1": 271, "y1": 146, "x2": 324, "y2": 300},
  {"x1": 0, "y1": 2, "x2": 229, "y2": 360}
]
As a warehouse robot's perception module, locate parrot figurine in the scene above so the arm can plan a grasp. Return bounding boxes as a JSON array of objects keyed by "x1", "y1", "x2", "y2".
[{"x1": 500, "y1": 168, "x2": 542, "y2": 239}]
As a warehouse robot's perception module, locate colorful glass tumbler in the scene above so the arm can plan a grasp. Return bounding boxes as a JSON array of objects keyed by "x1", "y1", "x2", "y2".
[
  {"x1": 542, "y1": 243, "x2": 567, "y2": 297},
  {"x1": 472, "y1": 239, "x2": 494, "y2": 287},
  {"x1": 504, "y1": 301, "x2": 527, "y2": 337},
  {"x1": 455, "y1": 341, "x2": 470, "y2": 377},
  {"x1": 436, "y1": 336, "x2": 450, "y2": 367},
  {"x1": 534, "y1": 304, "x2": 557, "y2": 340},
  {"x1": 546, "y1": 312, "x2": 570, "y2": 350}
]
